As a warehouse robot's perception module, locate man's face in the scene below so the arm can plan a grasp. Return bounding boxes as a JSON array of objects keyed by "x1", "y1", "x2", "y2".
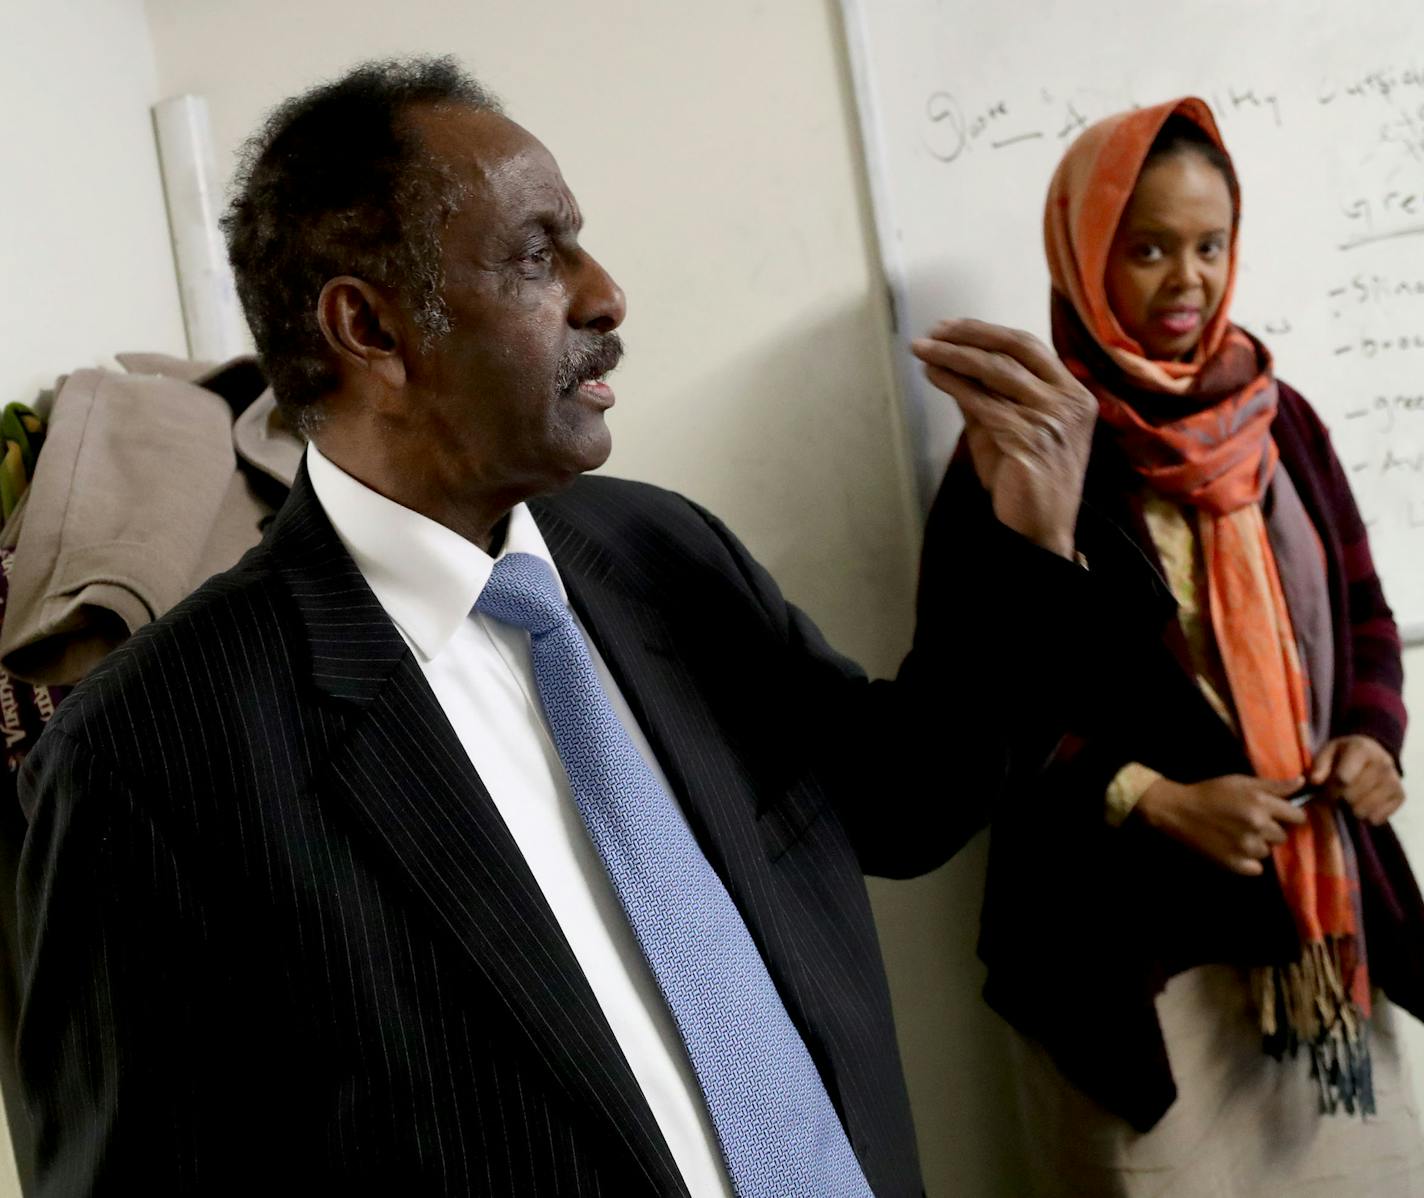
[{"x1": 399, "y1": 106, "x2": 626, "y2": 505}]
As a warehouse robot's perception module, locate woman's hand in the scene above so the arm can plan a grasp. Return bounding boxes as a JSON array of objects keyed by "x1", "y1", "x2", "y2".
[
  {"x1": 911, "y1": 319, "x2": 1097, "y2": 559},
  {"x1": 1310, "y1": 735, "x2": 1405, "y2": 826},
  {"x1": 1135, "y1": 774, "x2": 1306, "y2": 877}
]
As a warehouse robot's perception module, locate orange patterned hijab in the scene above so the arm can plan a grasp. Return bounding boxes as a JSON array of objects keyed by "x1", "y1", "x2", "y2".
[
  {"x1": 1045, "y1": 98, "x2": 1236, "y2": 386},
  {"x1": 1046, "y1": 98, "x2": 1373, "y2": 1111},
  {"x1": 1043, "y1": 99, "x2": 1285, "y2": 516}
]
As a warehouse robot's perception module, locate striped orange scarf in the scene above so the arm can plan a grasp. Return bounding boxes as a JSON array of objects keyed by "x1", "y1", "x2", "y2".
[{"x1": 1045, "y1": 97, "x2": 1371, "y2": 1109}]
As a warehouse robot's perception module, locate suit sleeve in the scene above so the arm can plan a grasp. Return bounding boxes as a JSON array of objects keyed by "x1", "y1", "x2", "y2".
[
  {"x1": 17, "y1": 727, "x2": 236, "y2": 1194},
  {"x1": 685, "y1": 454, "x2": 1114, "y2": 878}
]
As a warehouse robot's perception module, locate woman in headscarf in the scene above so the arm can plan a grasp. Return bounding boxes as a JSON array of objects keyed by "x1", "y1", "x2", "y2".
[{"x1": 926, "y1": 97, "x2": 1424, "y2": 1195}]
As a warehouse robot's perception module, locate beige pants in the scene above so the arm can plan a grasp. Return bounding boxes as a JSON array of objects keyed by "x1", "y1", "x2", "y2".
[{"x1": 1010, "y1": 966, "x2": 1424, "y2": 1197}]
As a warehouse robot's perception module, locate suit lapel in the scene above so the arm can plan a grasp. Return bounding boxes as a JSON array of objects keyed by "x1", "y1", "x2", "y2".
[{"x1": 268, "y1": 468, "x2": 688, "y2": 1197}]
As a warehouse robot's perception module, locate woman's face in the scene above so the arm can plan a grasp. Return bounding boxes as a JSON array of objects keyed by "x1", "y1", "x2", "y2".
[{"x1": 1104, "y1": 150, "x2": 1235, "y2": 361}]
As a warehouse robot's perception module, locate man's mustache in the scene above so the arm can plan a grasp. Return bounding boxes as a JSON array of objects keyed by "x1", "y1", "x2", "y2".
[{"x1": 555, "y1": 333, "x2": 624, "y2": 395}]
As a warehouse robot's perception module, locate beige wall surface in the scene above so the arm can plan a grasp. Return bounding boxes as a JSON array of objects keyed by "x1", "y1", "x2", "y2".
[{"x1": 0, "y1": 0, "x2": 186, "y2": 409}]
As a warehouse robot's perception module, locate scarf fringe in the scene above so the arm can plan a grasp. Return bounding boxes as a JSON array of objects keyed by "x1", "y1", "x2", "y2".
[{"x1": 1253, "y1": 940, "x2": 1375, "y2": 1117}]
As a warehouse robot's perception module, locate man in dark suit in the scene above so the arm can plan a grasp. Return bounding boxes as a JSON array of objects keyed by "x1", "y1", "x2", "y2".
[{"x1": 17, "y1": 58, "x2": 1097, "y2": 1195}]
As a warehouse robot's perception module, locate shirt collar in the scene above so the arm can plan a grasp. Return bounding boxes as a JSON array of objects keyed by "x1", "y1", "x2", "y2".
[{"x1": 305, "y1": 443, "x2": 567, "y2": 661}]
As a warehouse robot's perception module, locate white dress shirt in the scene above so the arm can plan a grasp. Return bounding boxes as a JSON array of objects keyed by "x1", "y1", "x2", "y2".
[{"x1": 305, "y1": 445, "x2": 733, "y2": 1197}]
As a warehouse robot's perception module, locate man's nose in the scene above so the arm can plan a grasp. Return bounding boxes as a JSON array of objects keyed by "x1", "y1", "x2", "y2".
[{"x1": 570, "y1": 251, "x2": 627, "y2": 334}]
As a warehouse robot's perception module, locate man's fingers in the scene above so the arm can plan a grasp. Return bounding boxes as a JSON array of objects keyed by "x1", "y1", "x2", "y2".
[
  {"x1": 916, "y1": 340, "x2": 1079, "y2": 429},
  {"x1": 918, "y1": 320, "x2": 1094, "y2": 557},
  {"x1": 1230, "y1": 856, "x2": 1266, "y2": 877},
  {"x1": 922, "y1": 352, "x2": 1075, "y2": 466},
  {"x1": 922, "y1": 365, "x2": 998, "y2": 415},
  {"x1": 916, "y1": 338, "x2": 1044, "y2": 405},
  {"x1": 920, "y1": 319, "x2": 1072, "y2": 388},
  {"x1": 923, "y1": 367, "x2": 1032, "y2": 443}
]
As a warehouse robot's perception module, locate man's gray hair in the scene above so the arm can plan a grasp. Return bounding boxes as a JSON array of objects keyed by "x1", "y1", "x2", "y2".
[{"x1": 221, "y1": 56, "x2": 501, "y2": 432}]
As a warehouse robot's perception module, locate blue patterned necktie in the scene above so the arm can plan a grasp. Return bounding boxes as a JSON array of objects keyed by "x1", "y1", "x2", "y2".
[{"x1": 476, "y1": 552, "x2": 874, "y2": 1198}]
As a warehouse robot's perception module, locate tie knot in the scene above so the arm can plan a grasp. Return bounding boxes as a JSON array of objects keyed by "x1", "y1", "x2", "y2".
[{"x1": 476, "y1": 552, "x2": 570, "y2": 636}]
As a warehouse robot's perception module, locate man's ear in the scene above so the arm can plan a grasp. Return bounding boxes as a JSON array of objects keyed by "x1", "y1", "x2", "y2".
[{"x1": 316, "y1": 276, "x2": 408, "y2": 389}]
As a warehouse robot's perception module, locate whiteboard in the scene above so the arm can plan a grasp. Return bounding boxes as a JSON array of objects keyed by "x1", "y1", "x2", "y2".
[{"x1": 841, "y1": 0, "x2": 1424, "y2": 642}]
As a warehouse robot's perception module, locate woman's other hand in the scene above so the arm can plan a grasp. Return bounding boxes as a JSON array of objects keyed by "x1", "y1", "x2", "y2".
[
  {"x1": 1310, "y1": 735, "x2": 1405, "y2": 826},
  {"x1": 911, "y1": 319, "x2": 1097, "y2": 560},
  {"x1": 1135, "y1": 774, "x2": 1306, "y2": 876}
]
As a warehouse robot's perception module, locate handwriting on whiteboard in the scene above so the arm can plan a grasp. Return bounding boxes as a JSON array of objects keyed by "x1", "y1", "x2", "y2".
[
  {"x1": 922, "y1": 69, "x2": 1424, "y2": 172},
  {"x1": 921, "y1": 82, "x2": 1284, "y2": 165}
]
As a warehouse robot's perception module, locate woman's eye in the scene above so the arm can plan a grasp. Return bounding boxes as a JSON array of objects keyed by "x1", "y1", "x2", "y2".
[
  {"x1": 1199, "y1": 239, "x2": 1225, "y2": 259},
  {"x1": 1133, "y1": 244, "x2": 1163, "y2": 263}
]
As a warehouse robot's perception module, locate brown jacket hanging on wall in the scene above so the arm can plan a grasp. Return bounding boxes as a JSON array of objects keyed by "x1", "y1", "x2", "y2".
[{"x1": 0, "y1": 354, "x2": 301, "y2": 687}]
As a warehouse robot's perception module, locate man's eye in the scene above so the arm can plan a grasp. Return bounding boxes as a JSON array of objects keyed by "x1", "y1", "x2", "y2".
[{"x1": 520, "y1": 243, "x2": 554, "y2": 267}]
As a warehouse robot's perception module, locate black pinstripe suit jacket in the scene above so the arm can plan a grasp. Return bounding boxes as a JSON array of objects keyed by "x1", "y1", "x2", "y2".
[{"x1": 17, "y1": 464, "x2": 1091, "y2": 1196}]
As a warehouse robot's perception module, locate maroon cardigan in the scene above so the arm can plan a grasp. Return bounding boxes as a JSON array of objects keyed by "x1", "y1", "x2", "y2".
[{"x1": 943, "y1": 381, "x2": 1424, "y2": 1132}]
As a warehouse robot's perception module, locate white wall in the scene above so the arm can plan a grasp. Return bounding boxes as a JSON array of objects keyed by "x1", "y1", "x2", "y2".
[{"x1": 0, "y1": 0, "x2": 187, "y2": 408}]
